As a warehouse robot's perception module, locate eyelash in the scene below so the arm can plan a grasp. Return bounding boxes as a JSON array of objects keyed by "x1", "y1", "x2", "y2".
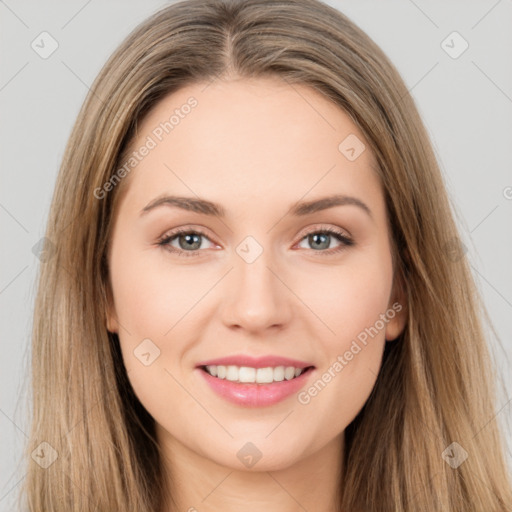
[{"x1": 157, "y1": 226, "x2": 354, "y2": 258}]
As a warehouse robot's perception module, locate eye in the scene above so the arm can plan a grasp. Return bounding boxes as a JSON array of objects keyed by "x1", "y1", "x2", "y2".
[
  {"x1": 157, "y1": 225, "x2": 354, "y2": 258},
  {"x1": 157, "y1": 227, "x2": 218, "y2": 258},
  {"x1": 296, "y1": 226, "x2": 354, "y2": 255}
]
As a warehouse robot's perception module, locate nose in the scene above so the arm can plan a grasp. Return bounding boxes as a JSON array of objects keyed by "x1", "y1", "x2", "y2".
[{"x1": 220, "y1": 244, "x2": 293, "y2": 334}]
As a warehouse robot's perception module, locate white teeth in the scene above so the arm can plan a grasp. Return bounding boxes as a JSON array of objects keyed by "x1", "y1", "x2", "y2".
[
  {"x1": 204, "y1": 364, "x2": 308, "y2": 383},
  {"x1": 273, "y1": 366, "x2": 285, "y2": 382},
  {"x1": 284, "y1": 367, "x2": 296, "y2": 380},
  {"x1": 226, "y1": 365, "x2": 238, "y2": 381},
  {"x1": 239, "y1": 366, "x2": 256, "y2": 382},
  {"x1": 256, "y1": 367, "x2": 274, "y2": 383}
]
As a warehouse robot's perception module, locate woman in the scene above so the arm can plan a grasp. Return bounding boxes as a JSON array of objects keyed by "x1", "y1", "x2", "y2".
[{"x1": 22, "y1": 0, "x2": 512, "y2": 510}]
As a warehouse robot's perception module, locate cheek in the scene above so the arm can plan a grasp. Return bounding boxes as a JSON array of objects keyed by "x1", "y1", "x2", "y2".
[
  {"x1": 108, "y1": 236, "x2": 228, "y2": 410},
  {"x1": 296, "y1": 249, "x2": 393, "y2": 416},
  {"x1": 306, "y1": 248, "x2": 393, "y2": 349},
  {"x1": 108, "y1": 246, "x2": 205, "y2": 423},
  {"x1": 109, "y1": 240, "x2": 213, "y2": 338}
]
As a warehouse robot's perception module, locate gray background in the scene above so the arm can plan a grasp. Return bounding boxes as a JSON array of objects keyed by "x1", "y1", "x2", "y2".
[{"x1": 1, "y1": 0, "x2": 511, "y2": 509}]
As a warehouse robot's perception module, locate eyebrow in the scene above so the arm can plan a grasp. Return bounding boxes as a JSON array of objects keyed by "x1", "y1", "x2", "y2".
[{"x1": 141, "y1": 194, "x2": 372, "y2": 219}]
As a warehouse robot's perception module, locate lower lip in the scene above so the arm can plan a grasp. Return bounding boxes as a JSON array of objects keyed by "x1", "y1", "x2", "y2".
[{"x1": 197, "y1": 367, "x2": 315, "y2": 407}]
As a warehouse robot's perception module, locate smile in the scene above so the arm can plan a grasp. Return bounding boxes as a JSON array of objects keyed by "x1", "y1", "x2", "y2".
[{"x1": 196, "y1": 363, "x2": 315, "y2": 407}]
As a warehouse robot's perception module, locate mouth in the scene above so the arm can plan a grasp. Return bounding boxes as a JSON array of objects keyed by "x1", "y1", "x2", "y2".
[
  {"x1": 196, "y1": 362, "x2": 316, "y2": 407},
  {"x1": 199, "y1": 364, "x2": 315, "y2": 384}
]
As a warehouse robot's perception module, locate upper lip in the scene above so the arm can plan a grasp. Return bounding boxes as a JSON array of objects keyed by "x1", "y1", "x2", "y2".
[{"x1": 196, "y1": 355, "x2": 314, "y2": 369}]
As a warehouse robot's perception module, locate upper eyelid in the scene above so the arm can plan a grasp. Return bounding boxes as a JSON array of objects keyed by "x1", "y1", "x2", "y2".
[
  {"x1": 296, "y1": 224, "x2": 351, "y2": 240},
  {"x1": 158, "y1": 226, "x2": 216, "y2": 243}
]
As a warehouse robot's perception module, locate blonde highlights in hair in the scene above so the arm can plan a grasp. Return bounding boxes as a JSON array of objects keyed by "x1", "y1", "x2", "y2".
[{"x1": 21, "y1": 1, "x2": 511, "y2": 510}]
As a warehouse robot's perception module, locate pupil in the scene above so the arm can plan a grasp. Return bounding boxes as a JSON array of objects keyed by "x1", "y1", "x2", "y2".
[
  {"x1": 180, "y1": 233, "x2": 201, "y2": 250},
  {"x1": 310, "y1": 233, "x2": 329, "y2": 250}
]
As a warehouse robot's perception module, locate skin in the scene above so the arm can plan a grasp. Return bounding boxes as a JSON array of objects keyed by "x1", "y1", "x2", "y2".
[{"x1": 106, "y1": 76, "x2": 407, "y2": 512}]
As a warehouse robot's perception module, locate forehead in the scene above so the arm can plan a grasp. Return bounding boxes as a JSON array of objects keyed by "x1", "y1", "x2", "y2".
[{"x1": 117, "y1": 76, "x2": 383, "y2": 218}]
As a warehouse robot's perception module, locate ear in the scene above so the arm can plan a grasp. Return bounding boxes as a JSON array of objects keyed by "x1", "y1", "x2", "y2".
[
  {"x1": 105, "y1": 282, "x2": 119, "y2": 334},
  {"x1": 385, "y1": 267, "x2": 408, "y2": 342}
]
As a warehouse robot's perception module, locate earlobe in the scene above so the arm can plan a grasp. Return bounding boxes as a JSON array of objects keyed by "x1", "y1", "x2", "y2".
[
  {"x1": 385, "y1": 306, "x2": 407, "y2": 341},
  {"x1": 104, "y1": 284, "x2": 119, "y2": 334},
  {"x1": 385, "y1": 270, "x2": 408, "y2": 342},
  {"x1": 106, "y1": 308, "x2": 119, "y2": 333}
]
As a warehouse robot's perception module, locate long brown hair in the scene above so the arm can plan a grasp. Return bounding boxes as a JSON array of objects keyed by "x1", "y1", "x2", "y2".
[{"x1": 21, "y1": 0, "x2": 511, "y2": 510}]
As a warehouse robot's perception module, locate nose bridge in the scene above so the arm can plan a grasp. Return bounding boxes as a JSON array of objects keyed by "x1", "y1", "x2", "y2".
[
  {"x1": 237, "y1": 242, "x2": 275, "y2": 295},
  {"x1": 221, "y1": 234, "x2": 292, "y2": 331}
]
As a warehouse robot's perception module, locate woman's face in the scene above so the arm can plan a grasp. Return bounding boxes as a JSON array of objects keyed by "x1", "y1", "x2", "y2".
[{"x1": 107, "y1": 77, "x2": 406, "y2": 471}]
